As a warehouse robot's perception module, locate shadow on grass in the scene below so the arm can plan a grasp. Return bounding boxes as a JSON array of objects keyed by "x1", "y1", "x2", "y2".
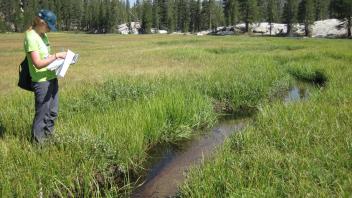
[
  {"x1": 288, "y1": 69, "x2": 328, "y2": 87},
  {"x1": 205, "y1": 47, "x2": 242, "y2": 54},
  {"x1": 155, "y1": 39, "x2": 206, "y2": 46},
  {"x1": 213, "y1": 99, "x2": 258, "y2": 121},
  {"x1": 206, "y1": 45, "x2": 305, "y2": 55},
  {"x1": 0, "y1": 121, "x2": 5, "y2": 138}
]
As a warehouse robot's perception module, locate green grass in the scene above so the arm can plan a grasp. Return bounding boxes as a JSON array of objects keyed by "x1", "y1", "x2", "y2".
[
  {"x1": 179, "y1": 39, "x2": 352, "y2": 197},
  {"x1": 0, "y1": 33, "x2": 351, "y2": 197}
]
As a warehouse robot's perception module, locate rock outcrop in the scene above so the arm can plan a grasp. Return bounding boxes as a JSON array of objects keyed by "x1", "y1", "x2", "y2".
[
  {"x1": 117, "y1": 22, "x2": 141, "y2": 34},
  {"x1": 214, "y1": 19, "x2": 349, "y2": 37},
  {"x1": 117, "y1": 19, "x2": 350, "y2": 38}
]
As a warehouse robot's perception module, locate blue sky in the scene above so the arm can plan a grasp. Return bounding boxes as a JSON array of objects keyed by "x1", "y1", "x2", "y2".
[{"x1": 128, "y1": 0, "x2": 137, "y2": 6}]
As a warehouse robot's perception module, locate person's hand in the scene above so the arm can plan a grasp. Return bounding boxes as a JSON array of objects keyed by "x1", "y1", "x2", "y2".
[{"x1": 55, "y1": 52, "x2": 67, "y2": 59}]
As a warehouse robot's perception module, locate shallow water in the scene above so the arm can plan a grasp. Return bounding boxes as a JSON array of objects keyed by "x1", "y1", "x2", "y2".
[
  {"x1": 284, "y1": 85, "x2": 310, "y2": 103},
  {"x1": 132, "y1": 85, "x2": 311, "y2": 198},
  {"x1": 133, "y1": 118, "x2": 248, "y2": 198}
]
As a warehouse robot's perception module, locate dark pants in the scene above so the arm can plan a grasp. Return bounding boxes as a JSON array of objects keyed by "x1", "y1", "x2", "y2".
[{"x1": 31, "y1": 78, "x2": 59, "y2": 143}]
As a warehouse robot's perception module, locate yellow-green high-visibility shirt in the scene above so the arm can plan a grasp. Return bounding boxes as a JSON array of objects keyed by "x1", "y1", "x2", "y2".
[{"x1": 23, "y1": 29, "x2": 56, "y2": 82}]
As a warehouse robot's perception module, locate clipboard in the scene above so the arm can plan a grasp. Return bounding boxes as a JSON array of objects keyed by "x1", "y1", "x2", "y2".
[{"x1": 46, "y1": 50, "x2": 79, "y2": 78}]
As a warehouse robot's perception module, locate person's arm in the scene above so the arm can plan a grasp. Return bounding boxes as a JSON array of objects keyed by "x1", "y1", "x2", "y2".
[{"x1": 30, "y1": 51, "x2": 67, "y2": 69}]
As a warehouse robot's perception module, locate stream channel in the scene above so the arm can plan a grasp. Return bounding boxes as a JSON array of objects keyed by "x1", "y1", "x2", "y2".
[{"x1": 132, "y1": 82, "x2": 314, "y2": 198}]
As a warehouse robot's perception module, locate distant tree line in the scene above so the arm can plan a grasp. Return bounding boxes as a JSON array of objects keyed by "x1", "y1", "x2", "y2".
[
  {"x1": 0, "y1": 0, "x2": 350, "y2": 37},
  {"x1": 0, "y1": 0, "x2": 129, "y2": 33}
]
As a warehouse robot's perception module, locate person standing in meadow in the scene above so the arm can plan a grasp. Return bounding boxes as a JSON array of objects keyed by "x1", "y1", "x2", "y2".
[{"x1": 24, "y1": 9, "x2": 66, "y2": 143}]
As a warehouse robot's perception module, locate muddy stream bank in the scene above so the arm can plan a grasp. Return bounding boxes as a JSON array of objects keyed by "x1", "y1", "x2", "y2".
[{"x1": 132, "y1": 82, "x2": 314, "y2": 198}]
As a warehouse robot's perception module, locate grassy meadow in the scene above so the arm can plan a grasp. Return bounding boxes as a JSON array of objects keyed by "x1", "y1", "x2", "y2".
[{"x1": 0, "y1": 33, "x2": 351, "y2": 197}]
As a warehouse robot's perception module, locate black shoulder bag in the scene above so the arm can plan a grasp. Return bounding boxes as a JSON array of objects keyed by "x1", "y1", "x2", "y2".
[{"x1": 18, "y1": 57, "x2": 33, "y2": 92}]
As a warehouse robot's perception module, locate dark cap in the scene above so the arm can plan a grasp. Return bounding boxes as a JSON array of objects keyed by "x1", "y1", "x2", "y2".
[{"x1": 38, "y1": 9, "x2": 57, "y2": 32}]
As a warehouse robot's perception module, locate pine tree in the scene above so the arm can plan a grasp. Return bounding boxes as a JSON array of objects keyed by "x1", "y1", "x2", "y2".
[
  {"x1": 0, "y1": 0, "x2": 7, "y2": 32},
  {"x1": 23, "y1": 0, "x2": 39, "y2": 30},
  {"x1": 136, "y1": 0, "x2": 143, "y2": 21},
  {"x1": 90, "y1": 0, "x2": 99, "y2": 32},
  {"x1": 176, "y1": 0, "x2": 181, "y2": 30},
  {"x1": 194, "y1": 0, "x2": 201, "y2": 31},
  {"x1": 211, "y1": 0, "x2": 224, "y2": 30},
  {"x1": 40, "y1": 0, "x2": 49, "y2": 9},
  {"x1": 152, "y1": 0, "x2": 160, "y2": 29},
  {"x1": 0, "y1": 0, "x2": 17, "y2": 31},
  {"x1": 126, "y1": 0, "x2": 131, "y2": 23},
  {"x1": 0, "y1": 15, "x2": 6, "y2": 32},
  {"x1": 98, "y1": 1, "x2": 104, "y2": 32},
  {"x1": 298, "y1": 0, "x2": 314, "y2": 36},
  {"x1": 116, "y1": 0, "x2": 127, "y2": 24},
  {"x1": 142, "y1": 0, "x2": 153, "y2": 33},
  {"x1": 257, "y1": 0, "x2": 267, "y2": 21},
  {"x1": 109, "y1": 0, "x2": 118, "y2": 32},
  {"x1": 69, "y1": 0, "x2": 83, "y2": 31},
  {"x1": 61, "y1": 0, "x2": 69, "y2": 30},
  {"x1": 159, "y1": 0, "x2": 168, "y2": 30},
  {"x1": 81, "y1": 0, "x2": 89, "y2": 31},
  {"x1": 189, "y1": 0, "x2": 198, "y2": 32},
  {"x1": 0, "y1": 0, "x2": 10, "y2": 31},
  {"x1": 200, "y1": 0, "x2": 210, "y2": 30},
  {"x1": 267, "y1": 0, "x2": 279, "y2": 35},
  {"x1": 282, "y1": 0, "x2": 298, "y2": 36},
  {"x1": 105, "y1": 0, "x2": 112, "y2": 32},
  {"x1": 14, "y1": 0, "x2": 24, "y2": 32},
  {"x1": 177, "y1": 0, "x2": 190, "y2": 32},
  {"x1": 130, "y1": 1, "x2": 140, "y2": 22},
  {"x1": 225, "y1": 0, "x2": 239, "y2": 26},
  {"x1": 208, "y1": 0, "x2": 215, "y2": 30},
  {"x1": 167, "y1": 0, "x2": 176, "y2": 32},
  {"x1": 331, "y1": 0, "x2": 352, "y2": 37},
  {"x1": 5, "y1": 0, "x2": 23, "y2": 32},
  {"x1": 53, "y1": 0, "x2": 62, "y2": 30},
  {"x1": 314, "y1": 0, "x2": 330, "y2": 20},
  {"x1": 121, "y1": 0, "x2": 129, "y2": 23},
  {"x1": 48, "y1": 0, "x2": 56, "y2": 12},
  {"x1": 224, "y1": 0, "x2": 231, "y2": 25},
  {"x1": 239, "y1": 0, "x2": 259, "y2": 32}
]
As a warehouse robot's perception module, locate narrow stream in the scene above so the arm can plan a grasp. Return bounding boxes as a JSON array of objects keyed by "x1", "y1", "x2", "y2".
[
  {"x1": 284, "y1": 83, "x2": 310, "y2": 102},
  {"x1": 132, "y1": 84, "x2": 311, "y2": 198}
]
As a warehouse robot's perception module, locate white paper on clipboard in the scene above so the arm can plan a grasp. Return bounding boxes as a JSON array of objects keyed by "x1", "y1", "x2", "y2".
[
  {"x1": 56, "y1": 50, "x2": 75, "y2": 78},
  {"x1": 46, "y1": 49, "x2": 79, "y2": 78}
]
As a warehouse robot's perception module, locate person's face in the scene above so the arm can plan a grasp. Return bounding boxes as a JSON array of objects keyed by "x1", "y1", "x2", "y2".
[{"x1": 38, "y1": 22, "x2": 50, "y2": 33}]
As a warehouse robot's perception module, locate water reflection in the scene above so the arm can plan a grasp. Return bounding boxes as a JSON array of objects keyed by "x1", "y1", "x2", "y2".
[
  {"x1": 132, "y1": 118, "x2": 247, "y2": 198},
  {"x1": 284, "y1": 86, "x2": 309, "y2": 103}
]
